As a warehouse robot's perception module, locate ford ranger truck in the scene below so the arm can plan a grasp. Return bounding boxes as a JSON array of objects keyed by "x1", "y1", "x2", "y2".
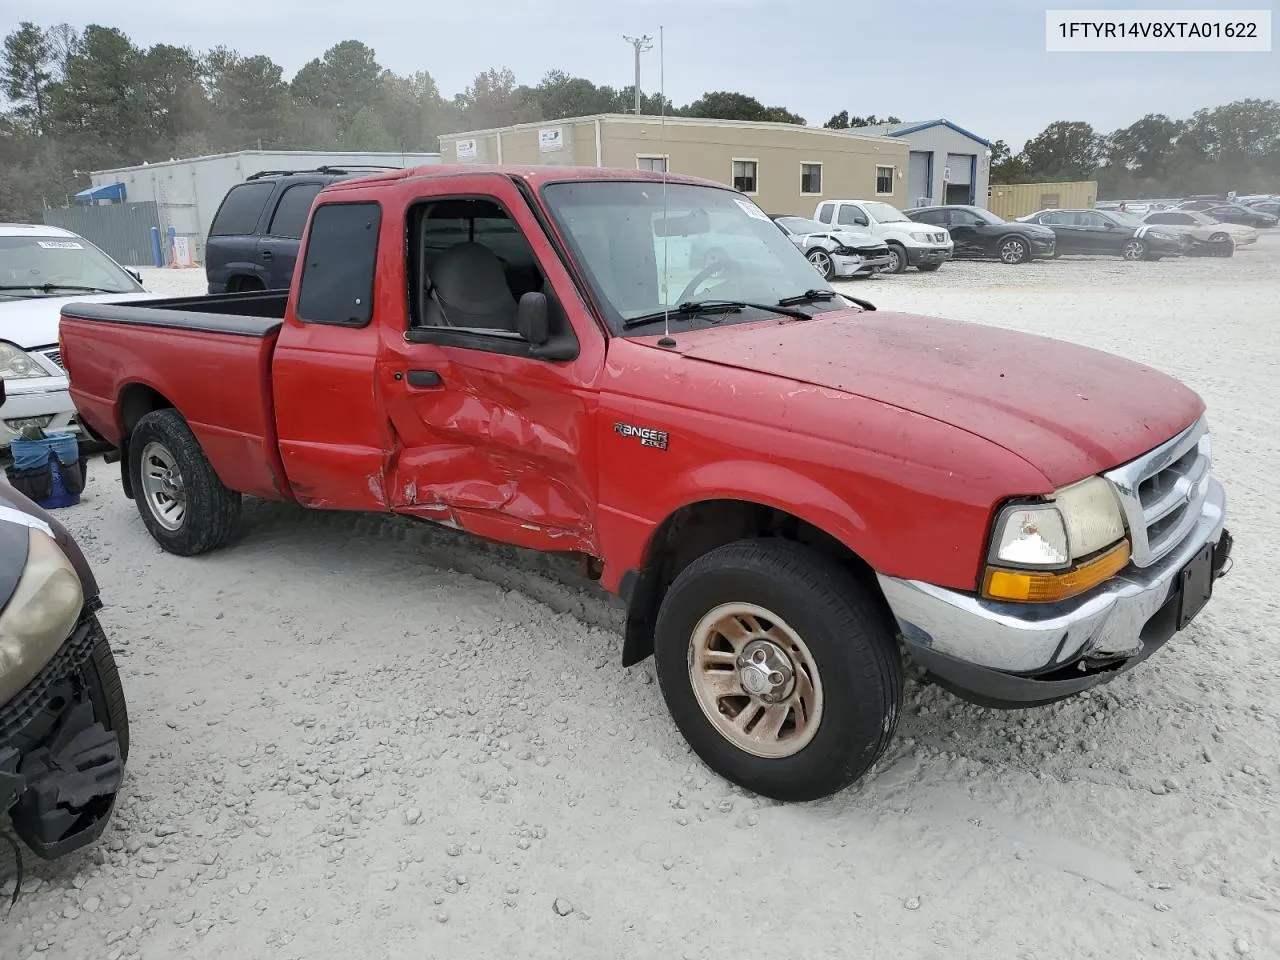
[{"x1": 58, "y1": 165, "x2": 1233, "y2": 803}]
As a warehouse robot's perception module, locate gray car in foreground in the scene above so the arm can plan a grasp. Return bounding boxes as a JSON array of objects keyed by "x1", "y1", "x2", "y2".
[{"x1": 770, "y1": 216, "x2": 893, "y2": 280}]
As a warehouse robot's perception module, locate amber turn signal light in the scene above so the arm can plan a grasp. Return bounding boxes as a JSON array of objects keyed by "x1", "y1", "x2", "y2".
[{"x1": 983, "y1": 541, "x2": 1131, "y2": 603}]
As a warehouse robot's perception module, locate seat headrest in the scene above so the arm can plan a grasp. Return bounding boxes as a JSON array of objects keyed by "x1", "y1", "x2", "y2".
[{"x1": 432, "y1": 242, "x2": 517, "y2": 317}]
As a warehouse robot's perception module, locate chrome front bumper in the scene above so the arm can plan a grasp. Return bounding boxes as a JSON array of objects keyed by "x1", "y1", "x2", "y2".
[{"x1": 876, "y1": 477, "x2": 1228, "y2": 703}]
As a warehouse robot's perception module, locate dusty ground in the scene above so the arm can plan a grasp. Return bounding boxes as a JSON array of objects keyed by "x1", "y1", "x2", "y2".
[{"x1": 3, "y1": 238, "x2": 1278, "y2": 960}]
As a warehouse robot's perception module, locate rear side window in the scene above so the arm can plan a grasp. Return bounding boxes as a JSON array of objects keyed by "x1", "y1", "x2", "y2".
[
  {"x1": 268, "y1": 183, "x2": 325, "y2": 239},
  {"x1": 209, "y1": 182, "x2": 274, "y2": 237},
  {"x1": 296, "y1": 202, "x2": 382, "y2": 327}
]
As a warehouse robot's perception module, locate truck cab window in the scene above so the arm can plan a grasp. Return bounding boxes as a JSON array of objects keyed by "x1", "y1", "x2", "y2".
[
  {"x1": 295, "y1": 202, "x2": 382, "y2": 326},
  {"x1": 410, "y1": 198, "x2": 547, "y2": 332}
]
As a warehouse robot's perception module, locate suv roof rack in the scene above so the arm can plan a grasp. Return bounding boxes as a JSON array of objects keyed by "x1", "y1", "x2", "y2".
[{"x1": 244, "y1": 165, "x2": 402, "y2": 181}]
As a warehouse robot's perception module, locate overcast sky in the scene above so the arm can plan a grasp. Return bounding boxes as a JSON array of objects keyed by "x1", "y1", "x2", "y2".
[{"x1": 32, "y1": 0, "x2": 1279, "y2": 149}]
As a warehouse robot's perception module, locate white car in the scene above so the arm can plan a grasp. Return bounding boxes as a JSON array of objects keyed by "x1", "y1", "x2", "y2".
[
  {"x1": 0, "y1": 224, "x2": 154, "y2": 448},
  {"x1": 813, "y1": 199, "x2": 953, "y2": 274}
]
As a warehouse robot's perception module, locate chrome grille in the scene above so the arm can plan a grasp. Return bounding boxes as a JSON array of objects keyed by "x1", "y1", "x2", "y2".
[{"x1": 1104, "y1": 417, "x2": 1212, "y2": 567}]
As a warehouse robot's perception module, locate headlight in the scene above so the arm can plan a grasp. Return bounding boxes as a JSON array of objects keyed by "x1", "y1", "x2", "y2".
[
  {"x1": 0, "y1": 527, "x2": 85, "y2": 704},
  {"x1": 0, "y1": 342, "x2": 50, "y2": 380},
  {"x1": 983, "y1": 476, "x2": 1129, "y2": 603},
  {"x1": 909, "y1": 231, "x2": 935, "y2": 242}
]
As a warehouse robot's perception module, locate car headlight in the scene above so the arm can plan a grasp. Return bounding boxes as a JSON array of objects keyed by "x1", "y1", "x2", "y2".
[
  {"x1": 0, "y1": 526, "x2": 85, "y2": 704},
  {"x1": 983, "y1": 476, "x2": 1129, "y2": 603},
  {"x1": 0, "y1": 341, "x2": 50, "y2": 380},
  {"x1": 909, "y1": 231, "x2": 936, "y2": 242}
]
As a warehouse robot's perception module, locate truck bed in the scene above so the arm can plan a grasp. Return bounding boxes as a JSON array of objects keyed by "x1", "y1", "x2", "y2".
[{"x1": 60, "y1": 290, "x2": 291, "y2": 501}]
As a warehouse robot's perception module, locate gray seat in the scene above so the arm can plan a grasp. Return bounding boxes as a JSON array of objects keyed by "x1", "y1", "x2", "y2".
[{"x1": 424, "y1": 242, "x2": 519, "y2": 331}]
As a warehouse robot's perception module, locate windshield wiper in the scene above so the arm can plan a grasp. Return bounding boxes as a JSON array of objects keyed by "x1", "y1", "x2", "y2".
[
  {"x1": 779, "y1": 288, "x2": 876, "y2": 312},
  {"x1": 622, "y1": 298, "x2": 812, "y2": 330},
  {"x1": 0, "y1": 283, "x2": 119, "y2": 294},
  {"x1": 777, "y1": 289, "x2": 837, "y2": 306}
]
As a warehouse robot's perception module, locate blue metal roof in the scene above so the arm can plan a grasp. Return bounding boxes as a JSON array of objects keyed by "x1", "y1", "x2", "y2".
[
  {"x1": 882, "y1": 119, "x2": 992, "y2": 148},
  {"x1": 74, "y1": 182, "x2": 126, "y2": 202}
]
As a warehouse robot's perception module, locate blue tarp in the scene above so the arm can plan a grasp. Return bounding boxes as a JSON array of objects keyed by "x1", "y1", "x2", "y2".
[{"x1": 74, "y1": 181, "x2": 126, "y2": 202}]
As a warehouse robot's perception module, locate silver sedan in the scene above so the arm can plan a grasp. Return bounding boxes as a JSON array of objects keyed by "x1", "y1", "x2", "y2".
[{"x1": 771, "y1": 216, "x2": 893, "y2": 280}]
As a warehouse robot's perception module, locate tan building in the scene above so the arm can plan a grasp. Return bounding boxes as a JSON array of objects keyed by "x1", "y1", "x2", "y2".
[{"x1": 438, "y1": 114, "x2": 910, "y2": 216}]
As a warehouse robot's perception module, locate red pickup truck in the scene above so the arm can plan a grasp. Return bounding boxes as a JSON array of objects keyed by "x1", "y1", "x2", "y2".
[{"x1": 59, "y1": 165, "x2": 1233, "y2": 801}]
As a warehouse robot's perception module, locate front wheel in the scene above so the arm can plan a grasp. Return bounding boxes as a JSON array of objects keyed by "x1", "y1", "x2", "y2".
[
  {"x1": 129, "y1": 409, "x2": 241, "y2": 555},
  {"x1": 806, "y1": 248, "x2": 836, "y2": 280},
  {"x1": 1122, "y1": 238, "x2": 1147, "y2": 261},
  {"x1": 653, "y1": 539, "x2": 903, "y2": 802},
  {"x1": 884, "y1": 244, "x2": 908, "y2": 274},
  {"x1": 998, "y1": 236, "x2": 1030, "y2": 264}
]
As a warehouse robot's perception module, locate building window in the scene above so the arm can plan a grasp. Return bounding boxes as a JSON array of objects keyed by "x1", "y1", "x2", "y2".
[
  {"x1": 876, "y1": 166, "x2": 894, "y2": 195},
  {"x1": 636, "y1": 155, "x2": 667, "y2": 172},
  {"x1": 800, "y1": 163, "x2": 822, "y2": 195},
  {"x1": 732, "y1": 159, "x2": 758, "y2": 194}
]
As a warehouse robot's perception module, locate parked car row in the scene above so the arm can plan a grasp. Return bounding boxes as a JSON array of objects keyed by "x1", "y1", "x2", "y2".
[
  {"x1": 1100, "y1": 195, "x2": 1279, "y2": 228},
  {"x1": 1014, "y1": 206, "x2": 1263, "y2": 260}
]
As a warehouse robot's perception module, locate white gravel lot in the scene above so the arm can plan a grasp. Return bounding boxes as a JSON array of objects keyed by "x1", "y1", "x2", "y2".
[{"x1": 3, "y1": 238, "x2": 1278, "y2": 960}]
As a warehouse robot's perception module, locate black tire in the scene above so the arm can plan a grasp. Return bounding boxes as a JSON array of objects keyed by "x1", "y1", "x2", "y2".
[
  {"x1": 997, "y1": 235, "x2": 1030, "y2": 264},
  {"x1": 1122, "y1": 238, "x2": 1147, "y2": 261},
  {"x1": 885, "y1": 243, "x2": 909, "y2": 274},
  {"x1": 653, "y1": 539, "x2": 903, "y2": 802},
  {"x1": 83, "y1": 624, "x2": 129, "y2": 763},
  {"x1": 916, "y1": 263, "x2": 941, "y2": 272},
  {"x1": 805, "y1": 248, "x2": 836, "y2": 280},
  {"x1": 128, "y1": 409, "x2": 241, "y2": 555}
]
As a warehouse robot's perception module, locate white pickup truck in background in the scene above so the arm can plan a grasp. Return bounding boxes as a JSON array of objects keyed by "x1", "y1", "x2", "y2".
[{"x1": 814, "y1": 199, "x2": 953, "y2": 274}]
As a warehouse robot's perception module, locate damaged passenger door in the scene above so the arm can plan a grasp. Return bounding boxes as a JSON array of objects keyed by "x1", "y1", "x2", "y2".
[{"x1": 376, "y1": 174, "x2": 607, "y2": 556}]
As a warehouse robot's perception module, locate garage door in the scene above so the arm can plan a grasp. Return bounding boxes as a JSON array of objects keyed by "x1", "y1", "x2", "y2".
[
  {"x1": 908, "y1": 152, "x2": 931, "y2": 203},
  {"x1": 945, "y1": 153, "x2": 973, "y2": 185}
]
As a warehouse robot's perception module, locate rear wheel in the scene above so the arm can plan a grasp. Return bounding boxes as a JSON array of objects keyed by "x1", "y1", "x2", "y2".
[
  {"x1": 653, "y1": 539, "x2": 903, "y2": 802},
  {"x1": 806, "y1": 248, "x2": 835, "y2": 280},
  {"x1": 128, "y1": 409, "x2": 241, "y2": 555}
]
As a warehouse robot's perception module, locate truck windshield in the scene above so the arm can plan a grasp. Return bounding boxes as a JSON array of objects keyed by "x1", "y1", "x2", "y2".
[
  {"x1": 861, "y1": 201, "x2": 910, "y2": 223},
  {"x1": 541, "y1": 180, "x2": 837, "y2": 335},
  {"x1": 0, "y1": 235, "x2": 142, "y2": 299}
]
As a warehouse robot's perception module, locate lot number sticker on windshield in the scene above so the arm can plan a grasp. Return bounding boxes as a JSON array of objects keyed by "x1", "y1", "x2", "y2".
[
  {"x1": 733, "y1": 197, "x2": 771, "y2": 222},
  {"x1": 36, "y1": 240, "x2": 84, "y2": 249}
]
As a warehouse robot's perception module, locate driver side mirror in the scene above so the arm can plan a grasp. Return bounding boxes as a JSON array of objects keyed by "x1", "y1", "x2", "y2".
[
  {"x1": 517, "y1": 291, "x2": 549, "y2": 346},
  {"x1": 127, "y1": 268, "x2": 142, "y2": 283}
]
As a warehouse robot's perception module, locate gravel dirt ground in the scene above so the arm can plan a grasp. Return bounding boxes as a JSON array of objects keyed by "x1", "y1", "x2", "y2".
[{"x1": 3, "y1": 238, "x2": 1278, "y2": 960}]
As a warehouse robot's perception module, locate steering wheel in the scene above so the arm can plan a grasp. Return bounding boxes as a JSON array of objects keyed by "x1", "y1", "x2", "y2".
[{"x1": 677, "y1": 256, "x2": 743, "y2": 304}]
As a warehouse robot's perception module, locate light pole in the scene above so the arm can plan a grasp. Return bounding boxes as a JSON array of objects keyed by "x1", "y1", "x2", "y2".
[{"x1": 623, "y1": 34, "x2": 653, "y2": 114}]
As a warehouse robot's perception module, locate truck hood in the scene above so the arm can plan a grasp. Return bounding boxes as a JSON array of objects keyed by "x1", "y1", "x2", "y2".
[
  {"x1": 669, "y1": 311, "x2": 1204, "y2": 486},
  {"x1": 0, "y1": 292, "x2": 153, "y2": 348}
]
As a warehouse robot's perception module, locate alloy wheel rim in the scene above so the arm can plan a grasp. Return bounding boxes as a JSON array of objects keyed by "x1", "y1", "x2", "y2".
[
  {"x1": 1001, "y1": 239, "x2": 1025, "y2": 263},
  {"x1": 139, "y1": 440, "x2": 187, "y2": 531},
  {"x1": 687, "y1": 602, "x2": 824, "y2": 759},
  {"x1": 809, "y1": 251, "x2": 832, "y2": 275}
]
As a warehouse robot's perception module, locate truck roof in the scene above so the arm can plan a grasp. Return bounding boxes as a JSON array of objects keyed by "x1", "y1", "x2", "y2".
[{"x1": 323, "y1": 163, "x2": 729, "y2": 193}]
